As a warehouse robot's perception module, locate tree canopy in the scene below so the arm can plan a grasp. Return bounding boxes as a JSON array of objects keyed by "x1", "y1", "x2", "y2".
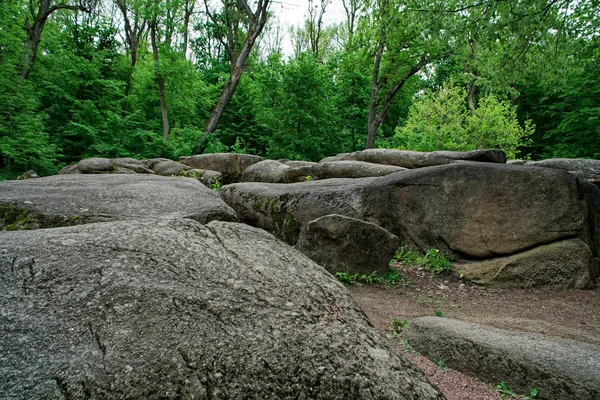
[{"x1": 0, "y1": 0, "x2": 598, "y2": 179}]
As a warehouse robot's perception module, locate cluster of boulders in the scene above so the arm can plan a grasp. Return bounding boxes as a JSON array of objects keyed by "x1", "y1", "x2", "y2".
[
  {"x1": 16, "y1": 149, "x2": 600, "y2": 288},
  {"x1": 3, "y1": 148, "x2": 600, "y2": 399}
]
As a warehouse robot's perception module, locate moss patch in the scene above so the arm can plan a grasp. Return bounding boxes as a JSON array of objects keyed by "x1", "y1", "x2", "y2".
[{"x1": 0, "y1": 205, "x2": 98, "y2": 231}]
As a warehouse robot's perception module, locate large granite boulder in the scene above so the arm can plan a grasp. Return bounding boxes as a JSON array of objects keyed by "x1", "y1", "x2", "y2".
[
  {"x1": 454, "y1": 239, "x2": 592, "y2": 289},
  {"x1": 59, "y1": 157, "x2": 155, "y2": 175},
  {"x1": 0, "y1": 218, "x2": 444, "y2": 399},
  {"x1": 296, "y1": 214, "x2": 399, "y2": 276},
  {"x1": 179, "y1": 153, "x2": 263, "y2": 184},
  {"x1": 242, "y1": 160, "x2": 305, "y2": 183},
  {"x1": 243, "y1": 160, "x2": 404, "y2": 184},
  {"x1": 0, "y1": 174, "x2": 237, "y2": 230},
  {"x1": 527, "y1": 158, "x2": 600, "y2": 186},
  {"x1": 403, "y1": 317, "x2": 600, "y2": 400},
  {"x1": 321, "y1": 149, "x2": 507, "y2": 168},
  {"x1": 580, "y1": 180, "x2": 600, "y2": 279},
  {"x1": 361, "y1": 163, "x2": 587, "y2": 258},
  {"x1": 296, "y1": 161, "x2": 406, "y2": 180},
  {"x1": 221, "y1": 178, "x2": 376, "y2": 245}
]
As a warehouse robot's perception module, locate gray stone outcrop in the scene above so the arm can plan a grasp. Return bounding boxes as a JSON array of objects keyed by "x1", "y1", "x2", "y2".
[
  {"x1": 454, "y1": 239, "x2": 592, "y2": 289},
  {"x1": 221, "y1": 178, "x2": 375, "y2": 244},
  {"x1": 0, "y1": 219, "x2": 444, "y2": 399},
  {"x1": 403, "y1": 317, "x2": 600, "y2": 400},
  {"x1": 0, "y1": 174, "x2": 237, "y2": 230},
  {"x1": 527, "y1": 158, "x2": 600, "y2": 186},
  {"x1": 321, "y1": 149, "x2": 507, "y2": 168},
  {"x1": 361, "y1": 163, "x2": 586, "y2": 259},
  {"x1": 179, "y1": 153, "x2": 263, "y2": 184},
  {"x1": 296, "y1": 214, "x2": 399, "y2": 276}
]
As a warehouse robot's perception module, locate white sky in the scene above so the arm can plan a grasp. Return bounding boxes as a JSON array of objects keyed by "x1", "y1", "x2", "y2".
[{"x1": 271, "y1": 0, "x2": 346, "y2": 55}]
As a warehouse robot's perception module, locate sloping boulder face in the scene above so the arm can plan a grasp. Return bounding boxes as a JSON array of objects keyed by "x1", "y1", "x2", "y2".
[
  {"x1": 179, "y1": 153, "x2": 263, "y2": 184},
  {"x1": 220, "y1": 178, "x2": 376, "y2": 245},
  {"x1": 296, "y1": 214, "x2": 399, "y2": 276},
  {"x1": 527, "y1": 158, "x2": 600, "y2": 186},
  {"x1": 454, "y1": 239, "x2": 592, "y2": 289},
  {"x1": 403, "y1": 317, "x2": 600, "y2": 400},
  {"x1": 323, "y1": 149, "x2": 506, "y2": 168},
  {"x1": 361, "y1": 163, "x2": 586, "y2": 258},
  {"x1": 242, "y1": 160, "x2": 306, "y2": 183},
  {"x1": 0, "y1": 219, "x2": 444, "y2": 400},
  {"x1": 296, "y1": 161, "x2": 406, "y2": 180},
  {"x1": 580, "y1": 180, "x2": 600, "y2": 279},
  {"x1": 148, "y1": 159, "x2": 191, "y2": 176},
  {"x1": 0, "y1": 175, "x2": 237, "y2": 230}
]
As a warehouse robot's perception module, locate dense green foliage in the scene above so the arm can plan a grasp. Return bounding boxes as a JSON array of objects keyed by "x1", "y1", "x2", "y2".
[
  {"x1": 0, "y1": 0, "x2": 598, "y2": 179},
  {"x1": 395, "y1": 84, "x2": 534, "y2": 158}
]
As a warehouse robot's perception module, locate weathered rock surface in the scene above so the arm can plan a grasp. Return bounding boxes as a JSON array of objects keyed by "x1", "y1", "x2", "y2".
[
  {"x1": 179, "y1": 153, "x2": 263, "y2": 184},
  {"x1": 16, "y1": 170, "x2": 39, "y2": 179},
  {"x1": 0, "y1": 174, "x2": 237, "y2": 230},
  {"x1": 581, "y1": 180, "x2": 600, "y2": 279},
  {"x1": 403, "y1": 317, "x2": 600, "y2": 400},
  {"x1": 362, "y1": 163, "x2": 586, "y2": 258},
  {"x1": 527, "y1": 158, "x2": 600, "y2": 185},
  {"x1": 297, "y1": 161, "x2": 406, "y2": 180},
  {"x1": 296, "y1": 214, "x2": 399, "y2": 276},
  {"x1": 221, "y1": 178, "x2": 376, "y2": 244},
  {"x1": 454, "y1": 239, "x2": 592, "y2": 289},
  {"x1": 322, "y1": 149, "x2": 507, "y2": 168},
  {"x1": 0, "y1": 218, "x2": 444, "y2": 399},
  {"x1": 58, "y1": 157, "x2": 155, "y2": 175},
  {"x1": 243, "y1": 160, "x2": 403, "y2": 183},
  {"x1": 151, "y1": 159, "x2": 191, "y2": 176},
  {"x1": 283, "y1": 160, "x2": 318, "y2": 168},
  {"x1": 242, "y1": 160, "x2": 305, "y2": 183}
]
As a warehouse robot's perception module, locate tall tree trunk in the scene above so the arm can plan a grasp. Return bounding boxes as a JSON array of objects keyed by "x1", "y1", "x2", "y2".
[
  {"x1": 21, "y1": 0, "x2": 88, "y2": 79},
  {"x1": 204, "y1": 65, "x2": 243, "y2": 134},
  {"x1": 150, "y1": 20, "x2": 169, "y2": 140},
  {"x1": 203, "y1": 0, "x2": 271, "y2": 134}
]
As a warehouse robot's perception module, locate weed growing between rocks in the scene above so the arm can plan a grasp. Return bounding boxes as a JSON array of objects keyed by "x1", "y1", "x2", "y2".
[
  {"x1": 388, "y1": 317, "x2": 408, "y2": 339},
  {"x1": 210, "y1": 178, "x2": 222, "y2": 191},
  {"x1": 496, "y1": 381, "x2": 537, "y2": 399},
  {"x1": 334, "y1": 268, "x2": 410, "y2": 287},
  {"x1": 394, "y1": 246, "x2": 453, "y2": 274}
]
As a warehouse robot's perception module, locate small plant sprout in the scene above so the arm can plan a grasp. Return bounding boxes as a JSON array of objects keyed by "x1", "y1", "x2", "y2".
[
  {"x1": 496, "y1": 382, "x2": 537, "y2": 399},
  {"x1": 305, "y1": 175, "x2": 313, "y2": 182},
  {"x1": 209, "y1": 178, "x2": 222, "y2": 191},
  {"x1": 434, "y1": 309, "x2": 444, "y2": 317},
  {"x1": 434, "y1": 357, "x2": 448, "y2": 372},
  {"x1": 388, "y1": 317, "x2": 408, "y2": 339}
]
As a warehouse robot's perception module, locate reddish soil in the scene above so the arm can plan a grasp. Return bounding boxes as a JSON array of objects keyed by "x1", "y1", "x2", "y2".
[{"x1": 347, "y1": 262, "x2": 600, "y2": 399}]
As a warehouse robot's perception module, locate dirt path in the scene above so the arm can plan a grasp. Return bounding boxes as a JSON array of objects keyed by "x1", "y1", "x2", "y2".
[{"x1": 346, "y1": 262, "x2": 600, "y2": 399}]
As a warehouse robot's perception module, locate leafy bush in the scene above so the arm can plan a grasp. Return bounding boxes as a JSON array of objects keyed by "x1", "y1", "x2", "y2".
[
  {"x1": 394, "y1": 246, "x2": 452, "y2": 274},
  {"x1": 394, "y1": 83, "x2": 534, "y2": 159},
  {"x1": 334, "y1": 268, "x2": 410, "y2": 287}
]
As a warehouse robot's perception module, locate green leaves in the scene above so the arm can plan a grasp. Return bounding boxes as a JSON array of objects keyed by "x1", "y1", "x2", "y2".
[{"x1": 395, "y1": 83, "x2": 533, "y2": 158}]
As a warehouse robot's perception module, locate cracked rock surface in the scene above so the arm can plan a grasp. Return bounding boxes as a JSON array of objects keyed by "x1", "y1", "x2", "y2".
[{"x1": 0, "y1": 218, "x2": 444, "y2": 399}]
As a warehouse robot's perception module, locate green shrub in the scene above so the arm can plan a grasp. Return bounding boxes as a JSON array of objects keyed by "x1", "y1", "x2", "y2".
[{"x1": 394, "y1": 246, "x2": 452, "y2": 274}]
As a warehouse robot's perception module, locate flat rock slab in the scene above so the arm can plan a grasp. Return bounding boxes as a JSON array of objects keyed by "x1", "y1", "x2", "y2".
[
  {"x1": 0, "y1": 174, "x2": 237, "y2": 229},
  {"x1": 361, "y1": 163, "x2": 586, "y2": 258},
  {"x1": 454, "y1": 238, "x2": 593, "y2": 289},
  {"x1": 527, "y1": 158, "x2": 600, "y2": 186},
  {"x1": 296, "y1": 214, "x2": 399, "y2": 276},
  {"x1": 0, "y1": 219, "x2": 444, "y2": 399},
  {"x1": 321, "y1": 149, "x2": 507, "y2": 168},
  {"x1": 403, "y1": 317, "x2": 600, "y2": 400},
  {"x1": 221, "y1": 178, "x2": 376, "y2": 245}
]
